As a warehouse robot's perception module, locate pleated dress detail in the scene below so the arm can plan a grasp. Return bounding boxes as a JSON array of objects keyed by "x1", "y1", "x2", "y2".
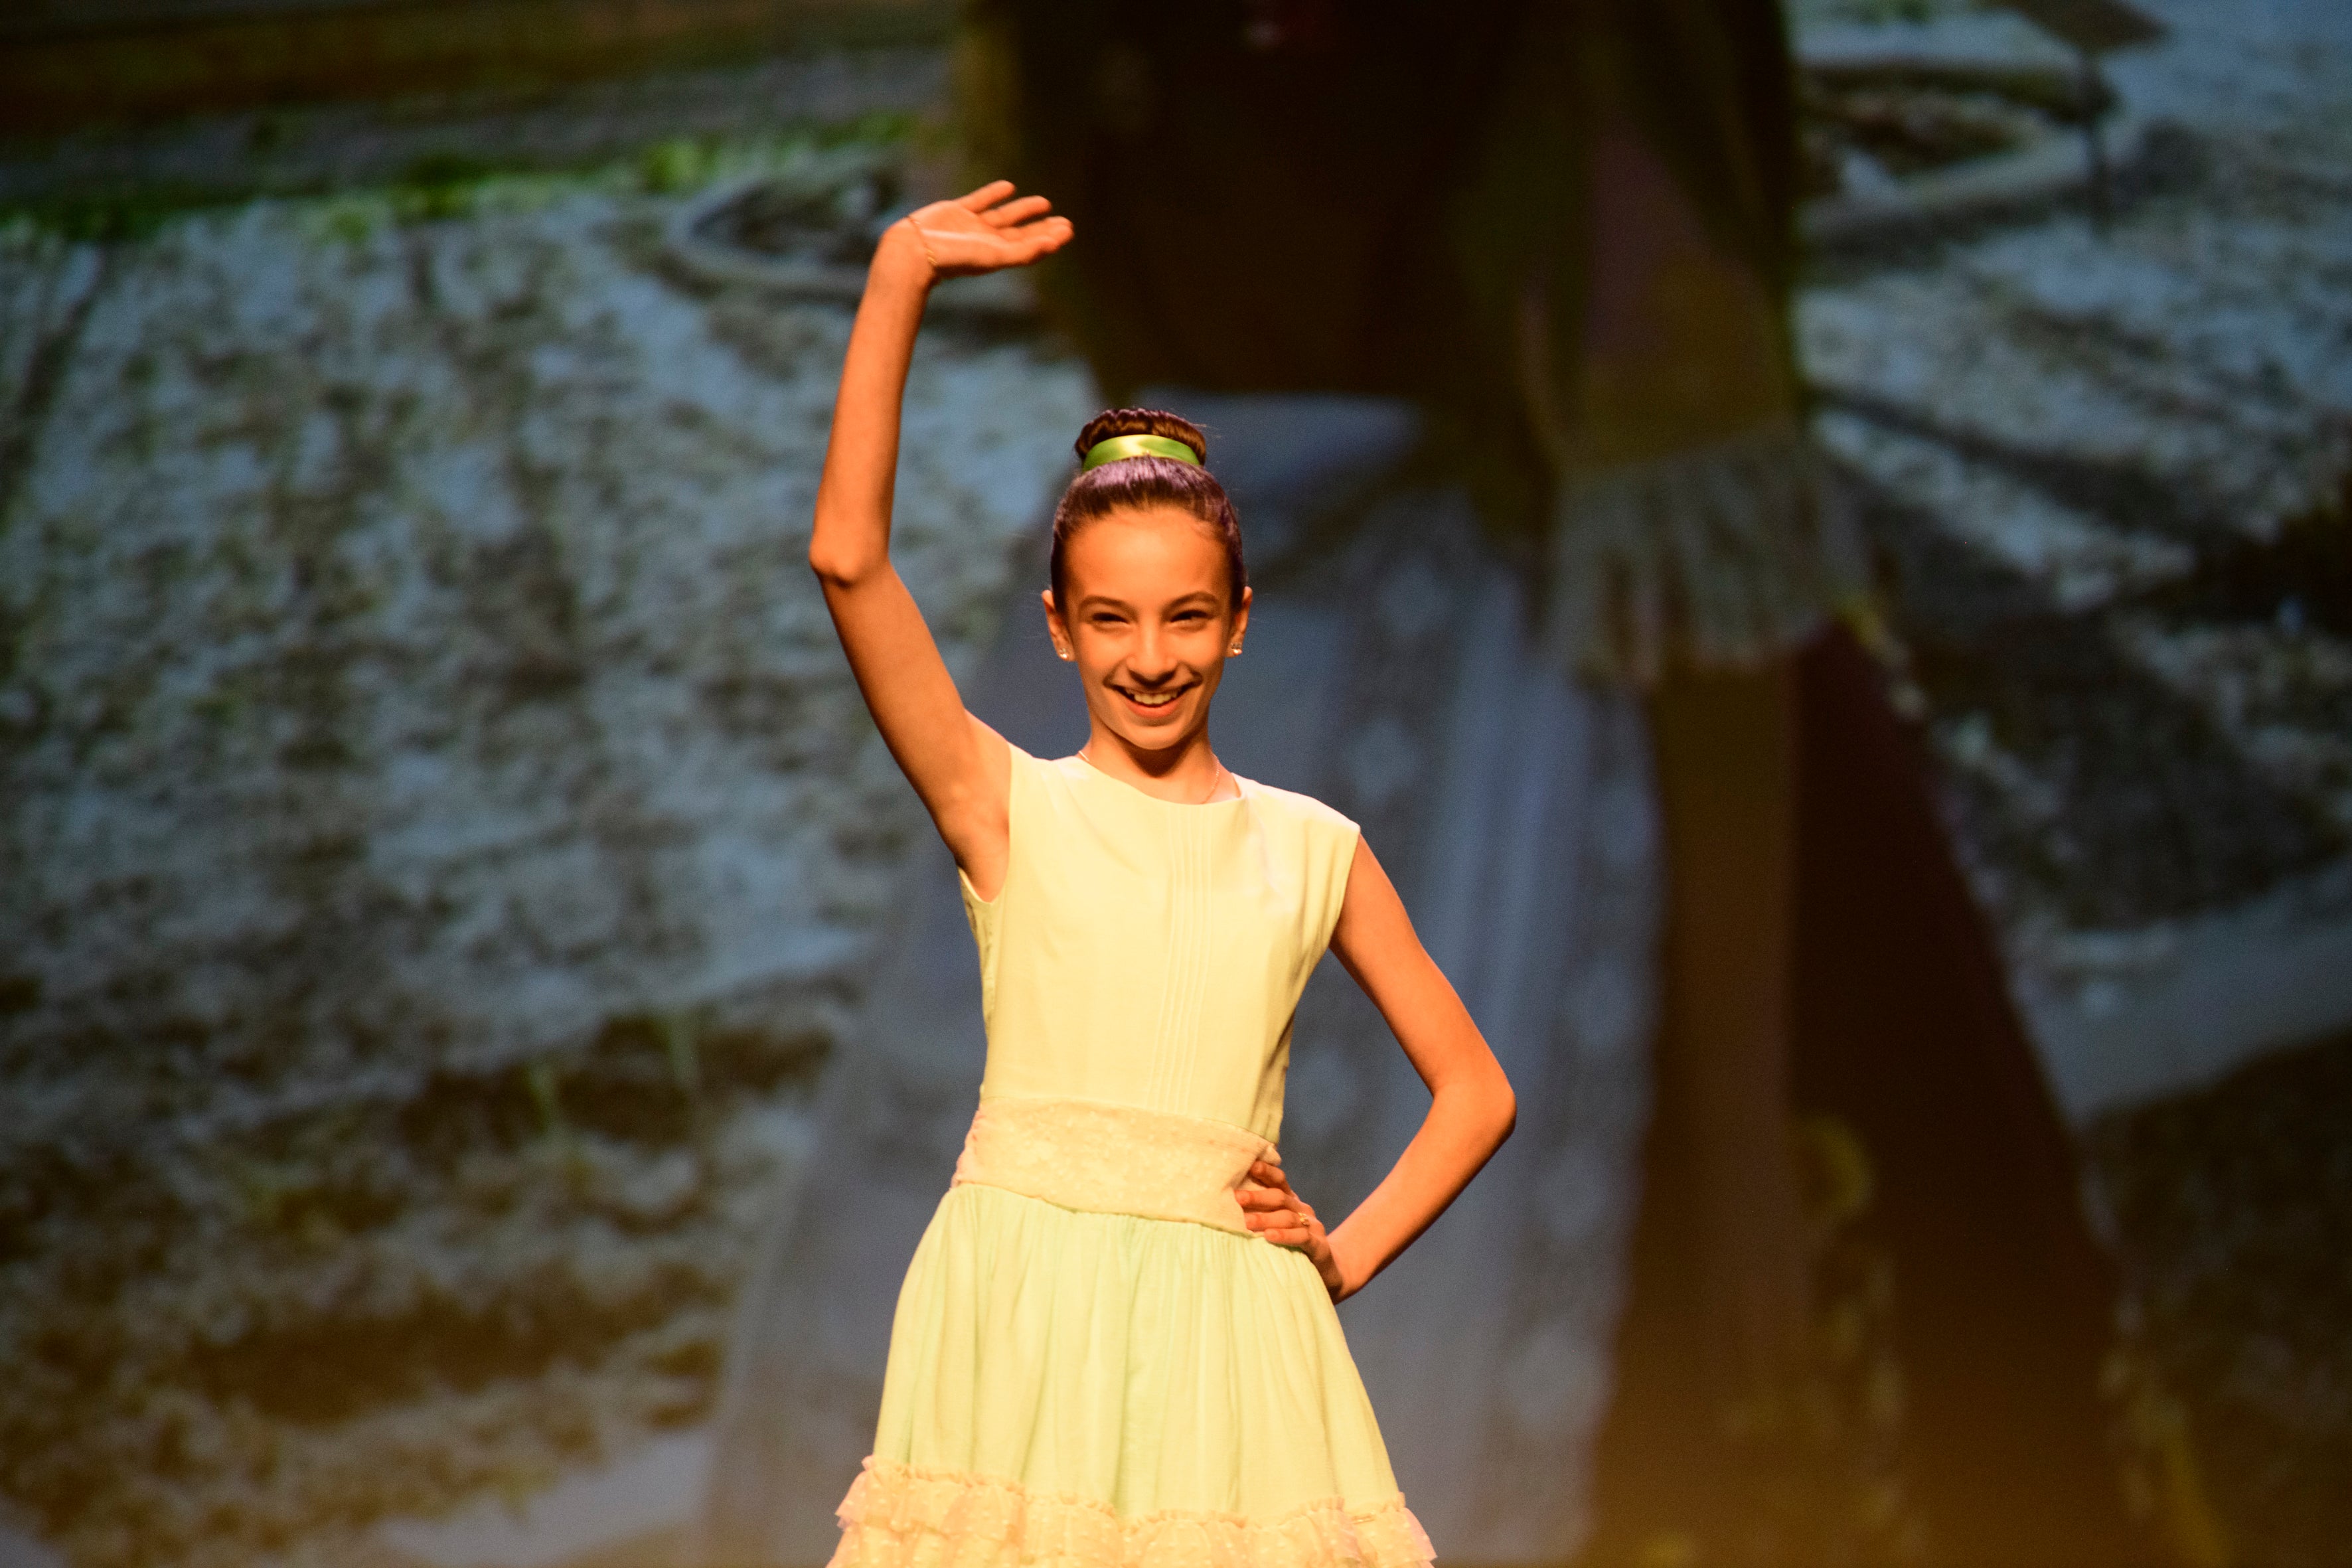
[{"x1": 826, "y1": 749, "x2": 1433, "y2": 1568}]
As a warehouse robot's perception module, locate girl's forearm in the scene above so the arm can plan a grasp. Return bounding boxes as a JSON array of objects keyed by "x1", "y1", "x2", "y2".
[
  {"x1": 1326, "y1": 1068, "x2": 1515, "y2": 1299},
  {"x1": 809, "y1": 228, "x2": 933, "y2": 586}
]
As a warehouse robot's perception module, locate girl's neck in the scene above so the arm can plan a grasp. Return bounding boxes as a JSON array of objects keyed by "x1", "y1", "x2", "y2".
[{"x1": 1077, "y1": 725, "x2": 1236, "y2": 804}]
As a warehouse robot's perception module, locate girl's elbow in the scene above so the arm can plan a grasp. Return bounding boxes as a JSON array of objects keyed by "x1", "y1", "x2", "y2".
[
  {"x1": 1486, "y1": 1062, "x2": 1524, "y2": 1147},
  {"x1": 807, "y1": 543, "x2": 880, "y2": 589},
  {"x1": 1490, "y1": 1081, "x2": 1518, "y2": 1146}
]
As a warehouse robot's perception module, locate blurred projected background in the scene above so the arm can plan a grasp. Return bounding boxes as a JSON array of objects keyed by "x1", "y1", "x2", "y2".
[{"x1": 1, "y1": 2, "x2": 2347, "y2": 1567}]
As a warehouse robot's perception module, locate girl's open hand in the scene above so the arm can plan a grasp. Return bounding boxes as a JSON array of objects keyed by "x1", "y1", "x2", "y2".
[
  {"x1": 880, "y1": 180, "x2": 1072, "y2": 285},
  {"x1": 1239, "y1": 1152, "x2": 1349, "y2": 1302}
]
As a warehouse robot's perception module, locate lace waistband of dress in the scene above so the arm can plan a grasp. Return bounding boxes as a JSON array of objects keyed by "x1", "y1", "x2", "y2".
[{"x1": 951, "y1": 1097, "x2": 1273, "y2": 1235}]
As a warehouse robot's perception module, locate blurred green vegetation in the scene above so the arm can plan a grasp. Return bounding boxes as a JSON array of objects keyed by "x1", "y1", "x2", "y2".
[
  {"x1": 0, "y1": 107, "x2": 925, "y2": 244},
  {"x1": 0, "y1": 0, "x2": 953, "y2": 136}
]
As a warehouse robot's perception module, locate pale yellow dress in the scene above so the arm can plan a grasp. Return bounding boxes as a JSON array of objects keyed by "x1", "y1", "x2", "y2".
[{"x1": 826, "y1": 747, "x2": 1435, "y2": 1568}]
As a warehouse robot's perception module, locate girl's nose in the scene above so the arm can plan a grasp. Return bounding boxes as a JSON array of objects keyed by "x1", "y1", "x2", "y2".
[{"x1": 1131, "y1": 628, "x2": 1178, "y2": 679}]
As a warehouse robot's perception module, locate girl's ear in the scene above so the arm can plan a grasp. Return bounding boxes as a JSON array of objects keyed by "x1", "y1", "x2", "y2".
[
  {"x1": 1042, "y1": 588, "x2": 1073, "y2": 661},
  {"x1": 1228, "y1": 586, "x2": 1252, "y2": 649}
]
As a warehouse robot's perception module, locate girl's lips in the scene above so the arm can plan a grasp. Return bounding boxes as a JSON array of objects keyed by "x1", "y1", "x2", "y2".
[{"x1": 1114, "y1": 682, "x2": 1193, "y2": 716}]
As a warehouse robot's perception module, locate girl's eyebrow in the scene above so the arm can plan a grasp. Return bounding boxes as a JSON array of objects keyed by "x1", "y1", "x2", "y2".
[{"x1": 1075, "y1": 590, "x2": 1221, "y2": 613}]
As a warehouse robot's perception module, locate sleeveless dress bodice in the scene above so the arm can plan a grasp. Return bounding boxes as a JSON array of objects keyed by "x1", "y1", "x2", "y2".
[{"x1": 966, "y1": 751, "x2": 1359, "y2": 1139}]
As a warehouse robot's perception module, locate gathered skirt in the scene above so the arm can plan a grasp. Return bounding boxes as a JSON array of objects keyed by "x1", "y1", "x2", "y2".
[{"x1": 828, "y1": 1182, "x2": 1434, "y2": 1568}]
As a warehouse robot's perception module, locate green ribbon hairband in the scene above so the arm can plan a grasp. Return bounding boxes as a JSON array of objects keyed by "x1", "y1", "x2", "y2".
[{"x1": 1079, "y1": 433, "x2": 1203, "y2": 471}]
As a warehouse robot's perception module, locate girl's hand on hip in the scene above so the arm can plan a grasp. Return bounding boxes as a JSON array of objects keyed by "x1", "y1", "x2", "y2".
[
  {"x1": 1240, "y1": 1153, "x2": 1347, "y2": 1302},
  {"x1": 878, "y1": 181, "x2": 1073, "y2": 287}
]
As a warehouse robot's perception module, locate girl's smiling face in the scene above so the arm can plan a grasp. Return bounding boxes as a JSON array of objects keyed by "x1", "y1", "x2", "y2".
[{"x1": 1045, "y1": 507, "x2": 1249, "y2": 757}]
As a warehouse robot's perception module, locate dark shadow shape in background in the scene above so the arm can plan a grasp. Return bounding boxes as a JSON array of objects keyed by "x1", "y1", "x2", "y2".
[{"x1": 1792, "y1": 625, "x2": 2150, "y2": 1567}]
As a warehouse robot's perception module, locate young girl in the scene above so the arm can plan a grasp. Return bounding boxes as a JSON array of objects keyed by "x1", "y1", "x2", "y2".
[{"x1": 808, "y1": 180, "x2": 1517, "y2": 1568}]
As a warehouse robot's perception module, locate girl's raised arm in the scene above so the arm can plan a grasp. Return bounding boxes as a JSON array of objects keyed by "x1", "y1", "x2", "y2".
[{"x1": 807, "y1": 182, "x2": 1071, "y2": 900}]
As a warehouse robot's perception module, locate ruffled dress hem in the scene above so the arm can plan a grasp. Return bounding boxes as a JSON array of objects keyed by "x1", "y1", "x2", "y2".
[{"x1": 827, "y1": 1456, "x2": 1437, "y2": 1568}]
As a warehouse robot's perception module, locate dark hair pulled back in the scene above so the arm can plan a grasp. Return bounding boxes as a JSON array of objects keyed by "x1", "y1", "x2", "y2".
[{"x1": 1050, "y1": 408, "x2": 1246, "y2": 614}]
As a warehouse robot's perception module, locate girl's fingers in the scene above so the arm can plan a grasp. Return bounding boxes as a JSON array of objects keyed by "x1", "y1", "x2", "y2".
[
  {"x1": 977, "y1": 220, "x2": 1067, "y2": 266},
  {"x1": 958, "y1": 180, "x2": 1017, "y2": 210},
  {"x1": 1237, "y1": 1192, "x2": 1309, "y2": 1231},
  {"x1": 910, "y1": 216, "x2": 1068, "y2": 279},
  {"x1": 985, "y1": 195, "x2": 1053, "y2": 226},
  {"x1": 1239, "y1": 1154, "x2": 1317, "y2": 1247}
]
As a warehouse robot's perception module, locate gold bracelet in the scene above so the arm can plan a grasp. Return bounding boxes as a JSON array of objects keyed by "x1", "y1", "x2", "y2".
[{"x1": 902, "y1": 214, "x2": 938, "y2": 277}]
